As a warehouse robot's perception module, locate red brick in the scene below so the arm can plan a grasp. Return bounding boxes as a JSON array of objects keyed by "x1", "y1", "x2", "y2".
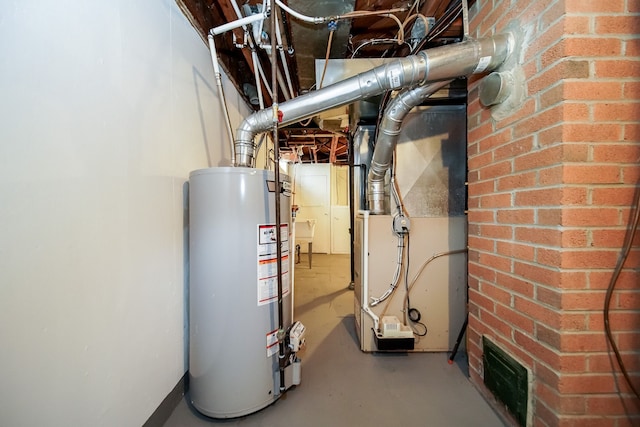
[
  {"x1": 480, "y1": 192, "x2": 512, "y2": 208},
  {"x1": 495, "y1": 98, "x2": 537, "y2": 130},
  {"x1": 497, "y1": 208, "x2": 536, "y2": 225},
  {"x1": 564, "y1": 81, "x2": 624, "y2": 101},
  {"x1": 478, "y1": 251, "x2": 512, "y2": 272},
  {"x1": 494, "y1": 137, "x2": 535, "y2": 162},
  {"x1": 562, "y1": 207, "x2": 620, "y2": 226},
  {"x1": 469, "y1": 288, "x2": 496, "y2": 312},
  {"x1": 592, "y1": 186, "x2": 638, "y2": 207},
  {"x1": 468, "y1": 121, "x2": 494, "y2": 144},
  {"x1": 537, "y1": 322, "x2": 562, "y2": 350},
  {"x1": 565, "y1": 0, "x2": 625, "y2": 13},
  {"x1": 537, "y1": 125, "x2": 564, "y2": 148},
  {"x1": 563, "y1": 123, "x2": 624, "y2": 142},
  {"x1": 563, "y1": 164, "x2": 622, "y2": 184},
  {"x1": 565, "y1": 37, "x2": 623, "y2": 57},
  {"x1": 530, "y1": 61, "x2": 590, "y2": 94},
  {"x1": 467, "y1": 209, "x2": 495, "y2": 224},
  {"x1": 564, "y1": 15, "x2": 591, "y2": 35},
  {"x1": 616, "y1": 291, "x2": 640, "y2": 310},
  {"x1": 480, "y1": 224, "x2": 513, "y2": 240},
  {"x1": 497, "y1": 241, "x2": 536, "y2": 262},
  {"x1": 624, "y1": 81, "x2": 640, "y2": 99},
  {"x1": 558, "y1": 374, "x2": 618, "y2": 394},
  {"x1": 592, "y1": 144, "x2": 640, "y2": 163},
  {"x1": 514, "y1": 295, "x2": 562, "y2": 328},
  {"x1": 561, "y1": 290, "x2": 605, "y2": 310},
  {"x1": 480, "y1": 309, "x2": 513, "y2": 338},
  {"x1": 561, "y1": 249, "x2": 619, "y2": 269},
  {"x1": 595, "y1": 15, "x2": 640, "y2": 35},
  {"x1": 515, "y1": 329, "x2": 561, "y2": 368},
  {"x1": 514, "y1": 145, "x2": 563, "y2": 172},
  {"x1": 478, "y1": 128, "x2": 513, "y2": 152},
  {"x1": 537, "y1": 382, "x2": 586, "y2": 415},
  {"x1": 562, "y1": 229, "x2": 587, "y2": 248},
  {"x1": 481, "y1": 282, "x2": 513, "y2": 306},
  {"x1": 468, "y1": 150, "x2": 493, "y2": 170},
  {"x1": 515, "y1": 227, "x2": 561, "y2": 246},
  {"x1": 589, "y1": 270, "x2": 639, "y2": 290},
  {"x1": 469, "y1": 262, "x2": 497, "y2": 282},
  {"x1": 560, "y1": 271, "x2": 590, "y2": 290},
  {"x1": 537, "y1": 284, "x2": 563, "y2": 308},
  {"x1": 586, "y1": 394, "x2": 640, "y2": 416},
  {"x1": 496, "y1": 271, "x2": 535, "y2": 297},
  {"x1": 497, "y1": 172, "x2": 537, "y2": 191},
  {"x1": 560, "y1": 332, "x2": 609, "y2": 352},
  {"x1": 559, "y1": 312, "x2": 589, "y2": 331},
  {"x1": 593, "y1": 102, "x2": 640, "y2": 122},
  {"x1": 591, "y1": 229, "x2": 628, "y2": 248},
  {"x1": 562, "y1": 143, "x2": 590, "y2": 162},
  {"x1": 540, "y1": 84, "x2": 564, "y2": 110},
  {"x1": 516, "y1": 188, "x2": 563, "y2": 206},
  {"x1": 539, "y1": 165, "x2": 564, "y2": 185},
  {"x1": 538, "y1": 208, "x2": 563, "y2": 226},
  {"x1": 496, "y1": 303, "x2": 535, "y2": 333},
  {"x1": 515, "y1": 105, "x2": 565, "y2": 138},
  {"x1": 622, "y1": 164, "x2": 640, "y2": 183},
  {"x1": 478, "y1": 160, "x2": 513, "y2": 180}
]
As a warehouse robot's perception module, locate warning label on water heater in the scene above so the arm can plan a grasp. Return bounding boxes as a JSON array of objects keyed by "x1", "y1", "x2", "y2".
[{"x1": 257, "y1": 224, "x2": 290, "y2": 306}]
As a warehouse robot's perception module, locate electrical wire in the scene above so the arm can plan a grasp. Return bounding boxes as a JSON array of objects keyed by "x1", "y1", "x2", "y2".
[{"x1": 604, "y1": 184, "x2": 640, "y2": 401}]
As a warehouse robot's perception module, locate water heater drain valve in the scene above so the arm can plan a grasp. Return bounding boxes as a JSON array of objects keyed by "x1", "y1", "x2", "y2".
[{"x1": 288, "y1": 321, "x2": 306, "y2": 352}]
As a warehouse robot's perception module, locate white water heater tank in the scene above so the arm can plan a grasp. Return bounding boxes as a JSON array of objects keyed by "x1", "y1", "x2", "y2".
[{"x1": 188, "y1": 167, "x2": 292, "y2": 418}]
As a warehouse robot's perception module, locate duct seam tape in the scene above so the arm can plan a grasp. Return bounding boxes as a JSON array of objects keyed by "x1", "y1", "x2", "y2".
[
  {"x1": 473, "y1": 56, "x2": 492, "y2": 73},
  {"x1": 387, "y1": 69, "x2": 402, "y2": 88}
]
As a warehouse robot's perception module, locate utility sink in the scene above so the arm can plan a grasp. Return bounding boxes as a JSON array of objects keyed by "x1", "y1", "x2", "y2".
[{"x1": 294, "y1": 219, "x2": 316, "y2": 268}]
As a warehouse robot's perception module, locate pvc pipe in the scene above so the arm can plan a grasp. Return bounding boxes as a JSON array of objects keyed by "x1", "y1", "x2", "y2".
[
  {"x1": 208, "y1": 34, "x2": 236, "y2": 165},
  {"x1": 251, "y1": 50, "x2": 265, "y2": 108},
  {"x1": 275, "y1": 0, "x2": 324, "y2": 24},
  {"x1": 211, "y1": 13, "x2": 266, "y2": 35},
  {"x1": 275, "y1": 12, "x2": 296, "y2": 98}
]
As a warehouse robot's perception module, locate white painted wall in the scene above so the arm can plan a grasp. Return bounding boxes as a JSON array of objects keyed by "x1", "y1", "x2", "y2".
[{"x1": 0, "y1": 1, "x2": 250, "y2": 426}]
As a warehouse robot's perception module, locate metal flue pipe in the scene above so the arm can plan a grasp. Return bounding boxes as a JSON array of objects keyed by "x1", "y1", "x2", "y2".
[
  {"x1": 233, "y1": 33, "x2": 514, "y2": 167},
  {"x1": 367, "y1": 80, "x2": 452, "y2": 214}
]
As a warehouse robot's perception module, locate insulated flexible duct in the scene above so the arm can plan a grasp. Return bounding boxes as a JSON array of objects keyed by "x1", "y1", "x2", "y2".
[{"x1": 234, "y1": 34, "x2": 513, "y2": 168}]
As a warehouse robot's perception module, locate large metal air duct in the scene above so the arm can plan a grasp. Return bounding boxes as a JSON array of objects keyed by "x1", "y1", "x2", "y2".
[
  {"x1": 234, "y1": 33, "x2": 514, "y2": 168},
  {"x1": 367, "y1": 81, "x2": 451, "y2": 214}
]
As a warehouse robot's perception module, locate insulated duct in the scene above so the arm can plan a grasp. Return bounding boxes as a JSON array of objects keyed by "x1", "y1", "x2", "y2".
[
  {"x1": 234, "y1": 34, "x2": 514, "y2": 168},
  {"x1": 367, "y1": 80, "x2": 452, "y2": 214}
]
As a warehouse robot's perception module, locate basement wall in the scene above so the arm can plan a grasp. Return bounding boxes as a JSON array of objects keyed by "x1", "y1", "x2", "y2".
[
  {"x1": 0, "y1": 1, "x2": 250, "y2": 426},
  {"x1": 467, "y1": 0, "x2": 640, "y2": 425}
]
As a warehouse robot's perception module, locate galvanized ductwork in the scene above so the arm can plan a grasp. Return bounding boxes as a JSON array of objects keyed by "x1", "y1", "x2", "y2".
[
  {"x1": 367, "y1": 80, "x2": 452, "y2": 214},
  {"x1": 234, "y1": 33, "x2": 514, "y2": 168}
]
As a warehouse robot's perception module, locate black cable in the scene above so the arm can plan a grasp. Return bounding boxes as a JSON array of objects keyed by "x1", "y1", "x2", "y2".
[{"x1": 604, "y1": 183, "x2": 640, "y2": 401}]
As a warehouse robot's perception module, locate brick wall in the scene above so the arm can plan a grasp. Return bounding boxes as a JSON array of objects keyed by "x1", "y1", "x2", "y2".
[{"x1": 467, "y1": 0, "x2": 640, "y2": 425}]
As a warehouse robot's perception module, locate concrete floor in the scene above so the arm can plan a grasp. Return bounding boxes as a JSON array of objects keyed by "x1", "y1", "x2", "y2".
[{"x1": 164, "y1": 254, "x2": 505, "y2": 427}]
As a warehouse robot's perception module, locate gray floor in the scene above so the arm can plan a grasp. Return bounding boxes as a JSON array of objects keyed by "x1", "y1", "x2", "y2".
[{"x1": 164, "y1": 254, "x2": 505, "y2": 427}]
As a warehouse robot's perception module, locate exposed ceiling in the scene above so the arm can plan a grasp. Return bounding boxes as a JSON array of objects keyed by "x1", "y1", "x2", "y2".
[{"x1": 176, "y1": 0, "x2": 470, "y2": 164}]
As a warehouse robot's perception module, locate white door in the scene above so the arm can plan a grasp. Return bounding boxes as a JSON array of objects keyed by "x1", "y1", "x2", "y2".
[
  {"x1": 294, "y1": 163, "x2": 330, "y2": 253},
  {"x1": 331, "y1": 206, "x2": 350, "y2": 254}
]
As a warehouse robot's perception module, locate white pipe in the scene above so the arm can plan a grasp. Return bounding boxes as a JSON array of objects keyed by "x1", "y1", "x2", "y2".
[
  {"x1": 275, "y1": 12, "x2": 296, "y2": 98},
  {"x1": 275, "y1": 0, "x2": 325, "y2": 24},
  {"x1": 251, "y1": 50, "x2": 265, "y2": 108},
  {"x1": 229, "y1": 0, "x2": 275, "y2": 102},
  {"x1": 208, "y1": 34, "x2": 236, "y2": 165},
  {"x1": 211, "y1": 13, "x2": 267, "y2": 35},
  {"x1": 360, "y1": 211, "x2": 380, "y2": 331}
]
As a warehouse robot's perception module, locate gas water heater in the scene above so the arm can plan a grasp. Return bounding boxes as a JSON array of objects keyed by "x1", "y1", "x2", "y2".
[{"x1": 189, "y1": 167, "x2": 303, "y2": 418}]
